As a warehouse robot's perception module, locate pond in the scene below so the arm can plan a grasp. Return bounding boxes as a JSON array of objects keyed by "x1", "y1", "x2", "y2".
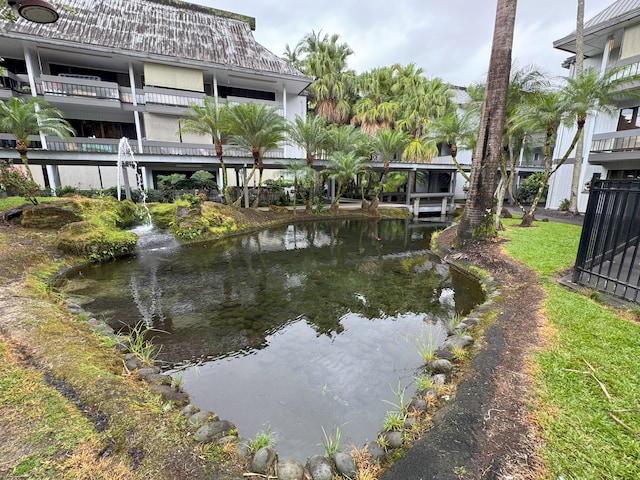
[{"x1": 65, "y1": 218, "x2": 484, "y2": 462}]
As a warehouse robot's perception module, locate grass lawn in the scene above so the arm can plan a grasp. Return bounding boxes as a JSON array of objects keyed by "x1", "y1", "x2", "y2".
[{"x1": 501, "y1": 218, "x2": 640, "y2": 479}]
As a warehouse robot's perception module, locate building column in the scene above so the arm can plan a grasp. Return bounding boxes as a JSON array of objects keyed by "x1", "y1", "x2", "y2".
[
  {"x1": 282, "y1": 86, "x2": 288, "y2": 158},
  {"x1": 128, "y1": 63, "x2": 144, "y2": 153}
]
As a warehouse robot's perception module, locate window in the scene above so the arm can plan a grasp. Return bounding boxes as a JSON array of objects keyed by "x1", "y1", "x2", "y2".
[{"x1": 617, "y1": 107, "x2": 640, "y2": 131}]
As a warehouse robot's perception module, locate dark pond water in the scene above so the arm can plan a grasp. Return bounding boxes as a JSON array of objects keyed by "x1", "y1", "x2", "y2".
[{"x1": 65, "y1": 219, "x2": 484, "y2": 462}]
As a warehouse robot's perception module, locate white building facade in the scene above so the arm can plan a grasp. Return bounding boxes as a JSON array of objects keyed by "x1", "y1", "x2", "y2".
[
  {"x1": 0, "y1": 0, "x2": 311, "y2": 192},
  {"x1": 548, "y1": 0, "x2": 640, "y2": 212}
]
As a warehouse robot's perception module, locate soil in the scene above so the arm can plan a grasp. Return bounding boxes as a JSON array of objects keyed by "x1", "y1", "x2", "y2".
[{"x1": 0, "y1": 208, "x2": 548, "y2": 480}]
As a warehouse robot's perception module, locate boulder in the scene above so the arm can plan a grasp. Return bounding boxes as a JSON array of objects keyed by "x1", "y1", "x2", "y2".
[
  {"x1": 277, "y1": 458, "x2": 305, "y2": 480},
  {"x1": 426, "y1": 359, "x2": 453, "y2": 375},
  {"x1": 441, "y1": 335, "x2": 474, "y2": 351},
  {"x1": 333, "y1": 451, "x2": 356, "y2": 478},
  {"x1": 194, "y1": 419, "x2": 236, "y2": 443},
  {"x1": 306, "y1": 455, "x2": 333, "y2": 480},
  {"x1": 250, "y1": 446, "x2": 276, "y2": 474}
]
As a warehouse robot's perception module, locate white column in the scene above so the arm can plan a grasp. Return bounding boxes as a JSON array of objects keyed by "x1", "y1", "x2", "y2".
[
  {"x1": 128, "y1": 63, "x2": 144, "y2": 153},
  {"x1": 282, "y1": 86, "x2": 288, "y2": 158}
]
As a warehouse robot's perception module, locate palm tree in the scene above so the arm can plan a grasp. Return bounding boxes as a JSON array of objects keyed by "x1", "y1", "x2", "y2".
[
  {"x1": 225, "y1": 103, "x2": 287, "y2": 208},
  {"x1": 325, "y1": 151, "x2": 368, "y2": 211},
  {"x1": 295, "y1": 31, "x2": 356, "y2": 125},
  {"x1": 457, "y1": 0, "x2": 517, "y2": 242},
  {"x1": 0, "y1": 96, "x2": 74, "y2": 182},
  {"x1": 287, "y1": 115, "x2": 329, "y2": 211},
  {"x1": 352, "y1": 66, "x2": 398, "y2": 135},
  {"x1": 285, "y1": 160, "x2": 315, "y2": 213},
  {"x1": 369, "y1": 129, "x2": 410, "y2": 212},
  {"x1": 429, "y1": 112, "x2": 475, "y2": 182},
  {"x1": 569, "y1": 0, "x2": 586, "y2": 214},
  {"x1": 179, "y1": 96, "x2": 231, "y2": 201},
  {"x1": 287, "y1": 115, "x2": 328, "y2": 167},
  {"x1": 552, "y1": 66, "x2": 640, "y2": 180}
]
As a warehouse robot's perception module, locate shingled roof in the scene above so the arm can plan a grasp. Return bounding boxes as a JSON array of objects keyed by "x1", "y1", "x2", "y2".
[{"x1": 0, "y1": 0, "x2": 308, "y2": 80}]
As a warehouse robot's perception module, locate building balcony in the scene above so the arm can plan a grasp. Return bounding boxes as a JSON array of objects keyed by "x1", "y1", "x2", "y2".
[
  {"x1": 0, "y1": 135, "x2": 285, "y2": 164},
  {"x1": 589, "y1": 129, "x2": 640, "y2": 166}
]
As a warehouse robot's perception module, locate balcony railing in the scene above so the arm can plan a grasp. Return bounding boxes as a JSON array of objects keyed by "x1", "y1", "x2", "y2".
[
  {"x1": 591, "y1": 131, "x2": 640, "y2": 153},
  {"x1": 40, "y1": 74, "x2": 120, "y2": 101},
  {"x1": 1, "y1": 137, "x2": 284, "y2": 159}
]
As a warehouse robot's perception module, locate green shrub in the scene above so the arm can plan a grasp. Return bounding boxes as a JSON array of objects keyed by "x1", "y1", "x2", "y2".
[{"x1": 516, "y1": 173, "x2": 548, "y2": 204}]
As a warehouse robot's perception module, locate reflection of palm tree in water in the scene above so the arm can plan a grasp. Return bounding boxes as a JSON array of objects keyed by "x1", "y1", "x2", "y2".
[{"x1": 129, "y1": 260, "x2": 166, "y2": 328}]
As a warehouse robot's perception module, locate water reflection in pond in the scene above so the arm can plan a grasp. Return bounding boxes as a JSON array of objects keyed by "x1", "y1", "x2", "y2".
[{"x1": 66, "y1": 219, "x2": 484, "y2": 461}]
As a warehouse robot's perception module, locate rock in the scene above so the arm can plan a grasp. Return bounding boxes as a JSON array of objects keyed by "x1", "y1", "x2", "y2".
[
  {"x1": 194, "y1": 419, "x2": 236, "y2": 443},
  {"x1": 277, "y1": 458, "x2": 305, "y2": 480},
  {"x1": 431, "y1": 374, "x2": 447, "y2": 386},
  {"x1": 21, "y1": 204, "x2": 82, "y2": 229},
  {"x1": 125, "y1": 357, "x2": 142, "y2": 371},
  {"x1": 180, "y1": 404, "x2": 200, "y2": 416},
  {"x1": 136, "y1": 366, "x2": 161, "y2": 378},
  {"x1": 426, "y1": 359, "x2": 453, "y2": 375},
  {"x1": 441, "y1": 335, "x2": 474, "y2": 351},
  {"x1": 382, "y1": 431, "x2": 403, "y2": 449},
  {"x1": 306, "y1": 455, "x2": 333, "y2": 480},
  {"x1": 142, "y1": 373, "x2": 172, "y2": 385},
  {"x1": 250, "y1": 446, "x2": 276, "y2": 474},
  {"x1": 188, "y1": 410, "x2": 217, "y2": 427},
  {"x1": 364, "y1": 441, "x2": 386, "y2": 461},
  {"x1": 217, "y1": 435, "x2": 237, "y2": 445},
  {"x1": 434, "y1": 349, "x2": 454, "y2": 360},
  {"x1": 464, "y1": 317, "x2": 480, "y2": 327},
  {"x1": 409, "y1": 397, "x2": 427, "y2": 412},
  {"x1": 333, "y1": 452, "x2": 356, "y2": 478},
  {"x1": 148, "y1": 384, "x2": 189, "y2": 404},
  {"x1": 237, "y1": 440, "x2": 250, "y2": 457}
]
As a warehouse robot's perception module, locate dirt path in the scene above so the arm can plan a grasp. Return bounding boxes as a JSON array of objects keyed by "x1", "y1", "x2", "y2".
[{"x1": 382, "y1": 227, "x2": 545, "y2": 480}]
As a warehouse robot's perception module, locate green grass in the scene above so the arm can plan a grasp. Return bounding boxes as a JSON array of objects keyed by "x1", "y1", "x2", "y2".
[
  {"x1": 500, "y1": 217, "x2": 640, "y2": 479},
  {"x1": 0, "y1": 196, "x2": 56, "y2": 211}
]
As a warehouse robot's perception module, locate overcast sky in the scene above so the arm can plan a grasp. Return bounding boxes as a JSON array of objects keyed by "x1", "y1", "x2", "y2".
[{"x1": 192, "y1": 0, "x2": 614, "y2": 86}]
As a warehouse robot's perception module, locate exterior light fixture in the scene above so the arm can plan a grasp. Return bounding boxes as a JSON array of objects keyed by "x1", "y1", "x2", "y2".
[{"x1": 7, "y1": 0, "x2": 59, "y2": 24}]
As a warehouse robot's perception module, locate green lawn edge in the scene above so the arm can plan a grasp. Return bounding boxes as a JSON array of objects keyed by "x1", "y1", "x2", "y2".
[{"x1": 500, "y1": 218, "x2": 640, "y2": 479}]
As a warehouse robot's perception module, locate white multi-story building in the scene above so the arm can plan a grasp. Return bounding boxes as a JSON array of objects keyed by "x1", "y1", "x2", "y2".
[
  {"x1": 0, "y1": 0, "x2": 312, "y2": 192},
  {"x1": 548, "y1": 0, "x2": 640, "y2": 212}
]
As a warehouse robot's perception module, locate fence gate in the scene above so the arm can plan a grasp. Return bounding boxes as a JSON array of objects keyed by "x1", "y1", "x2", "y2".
[{"x1": 573, "y1": 173, "x2": 640, "y2": 303}]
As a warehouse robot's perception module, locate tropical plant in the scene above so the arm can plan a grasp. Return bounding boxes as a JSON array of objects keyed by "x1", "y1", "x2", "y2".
[
  {"x1": 369, "y1": 129, "x2": 410, "y2": 212},
  {"x1": 429, "y1": 112, "x2": 476, "y2": 182},
  {"x1": 352, "y1": 66, "x2": 399, "y2": 134},
  {"x1": 225, "y1": 103, "x2": 287, "y2": 208},
  {"x1": 188, "y1": 170, "x2": 217, "y2": 190},
  {"x1": 558, "y1": 66, "x2": 640, "y2": 212},
  {"x1": 325, "y1": 151, "x2": 368, "y2": 211},
  {"x1": 285, "y1": 160, "x2": 315, "y2": 212},
  {"x1": 292, "y1": 30, "x2": 357, "y2": 125},
  {"x1": 179, "y1": 97, "x2": 230, "y2": 200},
  {"x1": 0, "y1": 96, "x2": 74, "y2": 183}
]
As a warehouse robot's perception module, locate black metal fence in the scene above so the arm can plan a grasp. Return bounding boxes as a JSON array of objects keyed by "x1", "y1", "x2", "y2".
[{"x1": 573, "y1": 173, "x2": 640, "y2": 303}]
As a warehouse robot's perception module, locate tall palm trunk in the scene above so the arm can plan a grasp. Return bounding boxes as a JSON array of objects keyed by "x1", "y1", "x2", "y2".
[
  {"x1": 569, "y1": 0, "x2": 585, "y2": 215},
  {"x1": 16, "y1": 140, "x2": 36, "y2": 184},
  {"x1": 520, "y1": 126, "x2": 554, "y2": 226},
  {"x1": 450, "y1": 143, "x2": 470, "y2": 182},
  {"x1": 457, "y1": 0, "x2": 517, "y2": 242}
]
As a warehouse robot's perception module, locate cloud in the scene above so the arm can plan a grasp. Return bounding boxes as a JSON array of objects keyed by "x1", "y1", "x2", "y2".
[{"x1": 199, "y1": 0, "x2": 615, "y2": 86}]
